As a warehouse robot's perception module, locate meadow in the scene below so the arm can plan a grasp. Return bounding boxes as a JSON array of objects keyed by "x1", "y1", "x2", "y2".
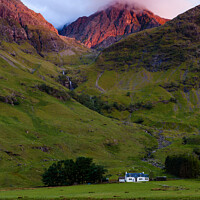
[{"x1": 0, "y1": 180, "x2": 200, "y2": 199}]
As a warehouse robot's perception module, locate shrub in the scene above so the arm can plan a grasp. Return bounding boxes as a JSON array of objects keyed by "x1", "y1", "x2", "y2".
[
  {"x1": 70, "y1": 92, "x2": 113, "y2": 114},
  {"x1": 193, "y1": 148, "x2": 200, "y2": 159},
  {"x1": 134, "y1": 117, "x2": 144, "y2": 124},
  {"x1": 182, "y1": 136, "x2": 200, "y2": 145},
  {"x1": 38, "y1": 84, "x2": 70, "y2": 101}
]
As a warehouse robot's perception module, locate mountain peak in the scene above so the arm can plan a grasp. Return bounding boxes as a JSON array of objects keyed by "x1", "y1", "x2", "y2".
[
  {"x1": 104, "y1": 1, "x2": 145, "y2": 11},
  {"x1": 60, "y1": 2, "x2": 169, "y2": 48}
]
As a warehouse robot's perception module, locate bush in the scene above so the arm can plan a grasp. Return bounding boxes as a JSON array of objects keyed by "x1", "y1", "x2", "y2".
[
  {"x1": 38, "y1": 84, "x2": 70, "y2": 101},
  {"x1": 42, "y1": 157, "x2": 107, "y2": 186},
  {"x1": 128, "y1": 102, "x2": 154, "y2": 112},
  {"x1": 134, "y1": 117, "x2": 144, "y2": 124},
  {"x1": 182, "y1": 136, "x2": 200, "y2": 145},
  {"x1": 165, "y1": 154, "x2": 200, "y2": 178},
  {"x1": 193, "y1": 148, "x2": 200, "y2": 159},
  {"x1": 0, "y1": 95, "x2": 20, "y2": 105},
  {"x1": 70, "y1": 92, "x2": 113, "y2": 114}
]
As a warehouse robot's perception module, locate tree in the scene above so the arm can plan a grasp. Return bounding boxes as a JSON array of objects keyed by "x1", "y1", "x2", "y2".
[
  {"x1": 42, "y1": 159, "x2": 75, "y2": 186},
  {"x1": 165, "y1": 154, "x2": 200, "y2": 178},
  {"x1": 62, "y1": 159, "x2": 76, "y2": 185},
  {"x1": 42, "y1": 157, "x2": 107, "y2": 186},
  {"x1": 74, "y1": 157, "x2": 107, "y2": 184},
  {"x1": 75, "y1": 157, "x2": 93, "y2": 184},
  {"x1": 87, "y1": 164, "x2": 108, "y2": 183}
]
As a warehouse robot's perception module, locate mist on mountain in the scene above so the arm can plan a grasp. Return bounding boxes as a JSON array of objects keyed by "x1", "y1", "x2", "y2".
[{"x1": 21, "y1": 0, "x2": 195, "y2": 28}]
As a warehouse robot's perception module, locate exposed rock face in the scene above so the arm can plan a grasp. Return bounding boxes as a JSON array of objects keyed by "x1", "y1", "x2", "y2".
[
  {"x1": 0, "y1": 0, "x2": 81, "y2": 53},
  {"x1": 60, "y1": 2, "x2": 169, "y2": 48}
]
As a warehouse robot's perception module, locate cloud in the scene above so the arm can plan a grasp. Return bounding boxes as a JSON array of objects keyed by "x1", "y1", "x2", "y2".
[{"x1": 21, "y1": 0, "x2": 198, "y2": 28}]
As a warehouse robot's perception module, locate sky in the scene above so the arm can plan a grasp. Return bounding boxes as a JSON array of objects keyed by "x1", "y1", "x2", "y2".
[{"x1": 21, "y1": 0, "x2": 199, "y2": 28}]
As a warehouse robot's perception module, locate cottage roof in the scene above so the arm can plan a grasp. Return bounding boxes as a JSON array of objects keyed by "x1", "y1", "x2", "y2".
[{"x1": 126, "y1": 173, "x2": 149, "y2": 178}]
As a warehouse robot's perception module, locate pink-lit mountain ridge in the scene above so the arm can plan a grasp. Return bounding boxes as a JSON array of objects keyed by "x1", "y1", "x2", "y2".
[{"x1": 60, "y1": 2, "x2": 169, "y2": 48}]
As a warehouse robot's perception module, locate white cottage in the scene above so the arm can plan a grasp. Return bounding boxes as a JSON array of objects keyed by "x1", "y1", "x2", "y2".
[{"x1": 125, "y1": 172, "x2": 149, "y2": 182}]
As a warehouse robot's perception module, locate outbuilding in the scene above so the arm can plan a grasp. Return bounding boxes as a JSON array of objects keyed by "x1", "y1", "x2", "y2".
[{"x1": 118, "y1": 177, "x2": 125, "y2": 183}]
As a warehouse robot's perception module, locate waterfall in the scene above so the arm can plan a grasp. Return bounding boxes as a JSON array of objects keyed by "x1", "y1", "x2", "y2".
[
  {"x1": 67, "y1": 76, "x2": 74, "y2": 90},
  {"x1": 62, "y1": 71, "x2": 74, "y2": 90}
]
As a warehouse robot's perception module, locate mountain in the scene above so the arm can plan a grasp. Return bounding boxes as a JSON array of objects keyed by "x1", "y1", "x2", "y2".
[
  {"x1": 60, "y1": 2, "x2": 169, "y2": 48},
  {"x1": 74, "y1": 4, "x2": 200, "y2": 170},
  {"x1": 0, "y1": 0, "x2": 90, "y2": 65},
  {"x1": 96, "y1": 5, "x2": 200, "y2": 71},
  {"x1": 78, "y1": 4, "x2": 200, "y2": 125}
]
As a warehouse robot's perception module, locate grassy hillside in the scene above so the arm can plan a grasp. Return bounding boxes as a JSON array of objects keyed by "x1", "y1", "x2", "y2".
[
  {"x1": 75, "y1": 5, "x2": 200, "y2": 131},
  {"x1": 0, "y1": 42, "x2": 161, "y2": 188}
]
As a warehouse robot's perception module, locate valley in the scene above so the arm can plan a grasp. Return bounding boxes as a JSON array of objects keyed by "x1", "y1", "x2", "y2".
[{"x1": 0, "y1": 0, "x2": 199, "y2": 192}]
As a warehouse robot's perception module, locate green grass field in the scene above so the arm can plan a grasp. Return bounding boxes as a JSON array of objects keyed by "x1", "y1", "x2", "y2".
[{"x1": 0, "y1": 180, "x2": 200, "y2": 199}]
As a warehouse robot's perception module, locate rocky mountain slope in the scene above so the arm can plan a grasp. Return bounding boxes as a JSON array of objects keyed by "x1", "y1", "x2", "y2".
[
  {"x1": 0, "y1": 0, "x2": 90, "y2": 64},
  {"x1": 96, "y1": 5, "x2": 200, "y2": 72},
  {"x1": 60, "y1": 2, "x2": 169, "y2": 48}
]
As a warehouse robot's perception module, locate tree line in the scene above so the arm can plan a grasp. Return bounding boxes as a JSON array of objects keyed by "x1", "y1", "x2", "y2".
[
  {"x1": 42, "y1": 157, "x2": 107, "y2": 186},
  {"x1": 165, "y1": 154, "x2": 200, "y2": 178}
]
